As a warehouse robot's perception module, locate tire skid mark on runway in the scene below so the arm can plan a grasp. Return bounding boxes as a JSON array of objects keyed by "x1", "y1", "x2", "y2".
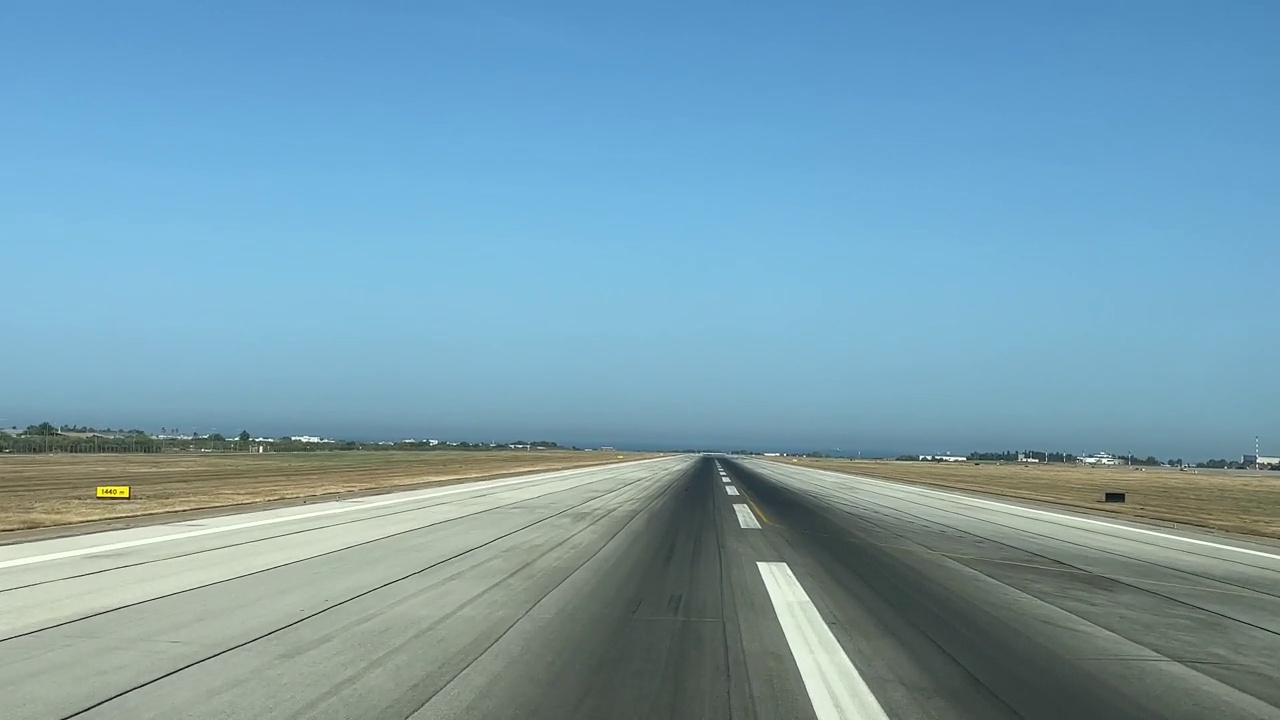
[
  {"x1": 807, "y1": 481, "x2": 1280, "y2": 607},
  {"x1": 0, "y1": 462, "x2": 668, "y2": 571},
  {"x1": 271, "y1": 476, "x2": 669, "y2": 720},
  {"x1": 767, "y1": 472, "x2": 1280, "y2": 586},
  {"x1": 392, "y1": 459, "x2": 697, "y2": 720},
  {"x1": 49, "y1": 467, "x2": 680, "y2": 720},
  {"x1": 779, "y1": 465, "x2": 1280, "y2": 564},
  {"x1": 0, "y1": 468, "x2": 673, "y2": 645},
  {"x1": 775, "y1": 478, "x2": 1280, "y2": 639},
  {"x1": 849, "y1": 541, "x2": 1280, "y2": 599},
  {"x1": 812, "y1": 484, "x2": 1280, "y2": 574},
  {"x1": 0, "y1": 471, "x2": 639, "y2": 596}
]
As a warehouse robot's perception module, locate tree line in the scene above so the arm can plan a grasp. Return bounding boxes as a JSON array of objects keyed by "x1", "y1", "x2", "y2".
[{"x1": 0, "y1": 423, "x2": 572, "y2": 454}]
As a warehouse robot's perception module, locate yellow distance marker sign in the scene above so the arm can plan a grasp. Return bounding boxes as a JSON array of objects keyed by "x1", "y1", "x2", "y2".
[{"x1": 95, "y1": 486, "x2": 132, "y2": 499}]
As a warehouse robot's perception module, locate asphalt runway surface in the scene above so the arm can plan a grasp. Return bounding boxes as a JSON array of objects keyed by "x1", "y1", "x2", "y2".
[{"x1": 1, "y1": 455, "x2": 1278, "y2": 719}]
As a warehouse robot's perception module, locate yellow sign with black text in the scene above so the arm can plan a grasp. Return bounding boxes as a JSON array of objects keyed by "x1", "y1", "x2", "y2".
[{"x1": 95, "y1": 486, "x2": 132, "y2": 499}]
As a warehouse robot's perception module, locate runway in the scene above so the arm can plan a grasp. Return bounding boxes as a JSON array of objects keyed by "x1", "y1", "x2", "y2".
[{"x1": 1, "y1": 455, "x2": 1277, "y2": 719}]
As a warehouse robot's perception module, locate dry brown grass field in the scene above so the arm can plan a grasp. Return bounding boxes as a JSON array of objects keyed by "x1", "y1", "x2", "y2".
[
  {"x1": 777, "y1": 458, "x2": 1280, "y2": 539},
  {"x1": 0, "y1": 450, "x2": 653, "y2": 531}
]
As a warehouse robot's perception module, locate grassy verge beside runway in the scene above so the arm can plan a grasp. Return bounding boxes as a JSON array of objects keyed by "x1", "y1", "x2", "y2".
[
  {"x1": 0, "y1": 451, "x2": 655, "y2": 531},
  {"x1": 772, "y1": 458, "x2": 1280, "y2": 539}
]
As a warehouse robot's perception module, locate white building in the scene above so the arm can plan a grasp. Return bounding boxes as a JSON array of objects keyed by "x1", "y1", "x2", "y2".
[
  {"x1": 290, "y1": 436, "x2": 334, "y2": 444},
  {"x1": 1080, "y1": 452, "x2": 1125, "y2": 466},
  {"x1": 918, "y1": 455, "x2": 967, "y2": 462},
  {"x1": 1244, "y1": 454, "x2": 1280, "y2": 468}
]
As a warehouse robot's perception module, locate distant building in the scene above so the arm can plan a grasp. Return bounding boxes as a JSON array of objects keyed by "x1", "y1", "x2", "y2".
[
  {"x1": 1080, "y1": 452, "x2": 1125, "y2": 466},
  {"x1": 1244, "y1": 454, "x2": 1280, "y2": 469},
  {"x1": 290, "y1": 436, "x2": 334, "y2": 443},
  {"x1": 918, "y1": 455, "x2": 967, "y2": 462}
]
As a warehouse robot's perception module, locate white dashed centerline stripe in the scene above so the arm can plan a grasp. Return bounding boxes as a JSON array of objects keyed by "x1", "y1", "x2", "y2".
[
  {"x1": 726, "y1": 486, "x2": 741, "y2": 496},
  {"x1": 757, "y1": 562, "x2": 890, "y2": 720},
  {"x1": 733, "y1": 504, "x2": 761, "y2": 529}
]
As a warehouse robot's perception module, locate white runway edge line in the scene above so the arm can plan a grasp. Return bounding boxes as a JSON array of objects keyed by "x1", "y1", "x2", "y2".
[
  {"x1": 799, "y1": 466, "x2": 1280, "y2": 562},
  {"x1": 733, "y1": 504, "x2": 761, "y2": 529},
  {"x1": 726, "y1": 486, "x2": 741, "y2": 496},
  {"x1": 0, "y1": 459, "x2": 669, "y2": 570},
  {"x1": 757, "y1": 562, "x2": 891, "y2": 720}
]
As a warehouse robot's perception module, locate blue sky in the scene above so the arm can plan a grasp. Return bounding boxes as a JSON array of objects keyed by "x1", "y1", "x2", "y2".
[{"x1": 2, "y1": 1, "x2": 1276, "y2": 457}]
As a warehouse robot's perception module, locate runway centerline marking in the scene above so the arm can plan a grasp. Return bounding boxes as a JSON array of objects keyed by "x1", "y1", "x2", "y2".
[
  {"x1": 726, "y1": 486, "x2": 741, "y2": 496},
  {"x1": 734, "y1": 504, "x2": 761, "y2": 529},
  {"x1": 758, "y1": 562, "x2": 890, "y2": 720}
]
